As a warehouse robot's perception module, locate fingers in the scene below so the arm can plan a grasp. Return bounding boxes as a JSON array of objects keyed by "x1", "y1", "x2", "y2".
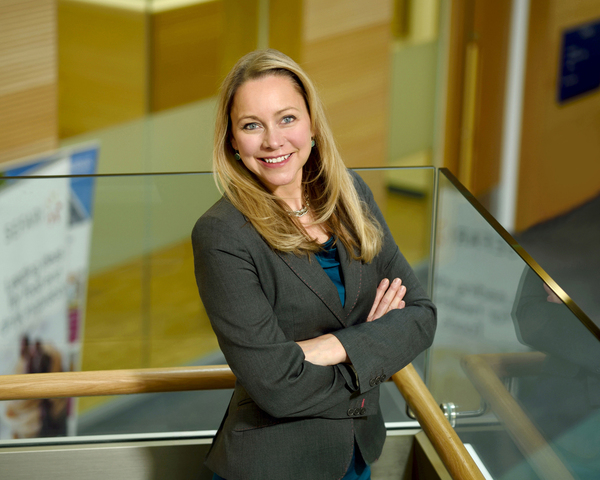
[
  {"x1": 368, "y1": 278, "x2": 406, "y2": 322},
  {"x1": 380, "y1": 278, "x2": 404, "y2": 314},
  {"x1": 390, "y1": 279, "x2": 407, "y2": 310},
  {"x1": 366, "y1": 278, "x2": 389, "y2": 322},
  {"x1": 389, "y1": 290, "x2": 406, "y2": 310}
]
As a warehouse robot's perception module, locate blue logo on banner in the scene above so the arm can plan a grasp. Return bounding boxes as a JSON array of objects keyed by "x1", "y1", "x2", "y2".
[{"x1": 0, "y1": 144, "x2": 99, "y2": 224}]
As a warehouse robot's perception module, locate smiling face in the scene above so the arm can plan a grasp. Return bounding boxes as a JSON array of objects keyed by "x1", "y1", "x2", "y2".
[{"x1": 229, "y1": 74, "x2": 314, "y2": 202}]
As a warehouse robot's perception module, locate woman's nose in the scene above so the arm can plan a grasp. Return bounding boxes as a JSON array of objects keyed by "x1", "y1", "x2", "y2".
[{"x1": 263, "y1": 128, "x2": 284, "y2": 149}]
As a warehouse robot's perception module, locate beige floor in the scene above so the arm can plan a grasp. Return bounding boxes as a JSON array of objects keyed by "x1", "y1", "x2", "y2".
[{"x1": 79, "y1": 191, "x2": 431, "y2": 414}]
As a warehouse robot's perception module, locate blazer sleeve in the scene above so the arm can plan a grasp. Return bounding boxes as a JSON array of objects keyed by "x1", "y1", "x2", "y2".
[
  {"x1": 332, "y1": 171, "x2": 437, "y2": 393},
  {"x1": 192, "y1": 213, "x2": 365, "y2": 420}
]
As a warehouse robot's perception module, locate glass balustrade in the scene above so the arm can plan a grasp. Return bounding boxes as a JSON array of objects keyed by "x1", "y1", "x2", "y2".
[
  {"x1": 0, "y1": 162, "x2": 434, "y2": 442},
  {"x1": 1, "y1": 160, "x2": 598, "y2": 480},
  {"x1": 431, "y1": 168, "x2": 600, "y2": 480}
]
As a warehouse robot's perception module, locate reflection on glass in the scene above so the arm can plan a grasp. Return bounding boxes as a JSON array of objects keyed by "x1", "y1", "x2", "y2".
[
  {"x1": 433, "y1": 170, "x2": 600, "y2": 480},
  {"x1": 509, "y1": 268, "x2": 600, "y2": 480}
]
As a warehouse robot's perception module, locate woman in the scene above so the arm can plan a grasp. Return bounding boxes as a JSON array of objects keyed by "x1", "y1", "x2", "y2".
[{"x1": 192, "y1": 49, "x2": 436, "y2": 480}]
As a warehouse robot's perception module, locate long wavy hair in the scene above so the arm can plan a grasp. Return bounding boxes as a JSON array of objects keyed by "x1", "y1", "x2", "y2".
[{"x1": 213, "y1": 49, "x2": 382, "y2": 262}]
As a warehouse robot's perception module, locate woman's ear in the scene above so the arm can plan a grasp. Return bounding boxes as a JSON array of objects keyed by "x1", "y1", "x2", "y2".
[{"x1": 231, "y1": 136, "x2": 238, "y2": 151}]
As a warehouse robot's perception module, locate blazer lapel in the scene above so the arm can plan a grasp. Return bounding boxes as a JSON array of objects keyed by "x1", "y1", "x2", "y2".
[
  {"x1": 337, "y1": 243, "x2": 362, "y2": 321},
  {"x1": 276, "y1": 242, "x2": 363, "y2": 327},
  {"x1": 276, "y1": 251, "x2": 347, "y2": 326}
]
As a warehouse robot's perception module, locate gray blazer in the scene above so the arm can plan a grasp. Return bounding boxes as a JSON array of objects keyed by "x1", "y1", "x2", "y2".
[{"x1": 192, "y1": 170, "x2": 436, "y2": 479}]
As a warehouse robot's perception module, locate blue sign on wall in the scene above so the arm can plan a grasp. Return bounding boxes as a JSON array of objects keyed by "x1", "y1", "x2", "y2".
[{"x1": 558, "y1": 20, "x2": 600, "y2": 103}]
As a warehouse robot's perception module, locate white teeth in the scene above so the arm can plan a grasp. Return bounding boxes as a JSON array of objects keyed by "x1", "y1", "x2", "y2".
[{"x1": 263, "y1": 153, "x2": 291, "y2": 164}]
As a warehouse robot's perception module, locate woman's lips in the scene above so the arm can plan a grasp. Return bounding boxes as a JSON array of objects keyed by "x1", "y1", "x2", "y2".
[
  {"x1": 258, "y1": 153, "x2": 292, "y2": 166},
  {"x1": 260, "y1": 153, "x2": 292, "y2": 165}
]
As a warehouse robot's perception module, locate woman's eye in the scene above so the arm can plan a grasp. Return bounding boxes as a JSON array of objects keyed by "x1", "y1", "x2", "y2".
[
  {"x1": 243, "y1": 122, "x2": 260, "y2": 131},
  {"x1": 282, "y1": 115, "x2": 296, "y2": 124}
]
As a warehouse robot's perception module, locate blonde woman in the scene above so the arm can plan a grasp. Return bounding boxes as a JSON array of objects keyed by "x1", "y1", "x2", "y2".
[{"x1": 192, "y1": 49, "x2": 436, "y2": 480}]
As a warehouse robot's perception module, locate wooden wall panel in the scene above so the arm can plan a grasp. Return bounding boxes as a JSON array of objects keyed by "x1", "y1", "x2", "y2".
[
  {"x1": 58, "y1": 0, "x2": 147, "y2": 138},
  {"x1": 269, "y1": 0, "x2": 303, "y2": 62},
  {"x1": 151, "y1": 0, "x2": 224, "y2": 112},
  {"x1": 270, "y1": 0, "x2": 393, "y2": 169},
  {"x1": 59, "y1": 0, "x2": 248, "y2": 132},
  {"x1": 516, "y1": 0, "x2": 600, "y2": 230},
  {"x1": 220, "y1": 0, "x2": 259, "y2": 79},
  {"x1": 303, "y1": 0, "x2": 391, "y2": 42},
  {"x1": 303, "y1": 24, "x2": 392, "y2": 168},
  {"x1": 0, "y1": 0, "x2": 57, "y2": 164}
]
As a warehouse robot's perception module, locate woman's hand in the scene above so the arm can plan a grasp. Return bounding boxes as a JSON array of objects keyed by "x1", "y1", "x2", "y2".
[
  {"x1": 296, "y1": 334, "x2": 349, "y2": 366},
  {"x1": 366, "y1": 278, "x2": 406, "y2": 322}
]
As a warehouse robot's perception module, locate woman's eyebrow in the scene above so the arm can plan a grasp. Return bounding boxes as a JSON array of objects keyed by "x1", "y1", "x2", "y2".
[
  {"x1": 236, "y1": 107, "x2": 300, "y2": 123},
  {"x1": 276, "y1": 106, "x2": 300, "y2": 114},
  {"x1": 237, "y1": 115, "x2": 261, "y2": 122}
]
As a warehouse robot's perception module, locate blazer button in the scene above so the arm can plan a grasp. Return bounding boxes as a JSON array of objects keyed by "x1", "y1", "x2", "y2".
[
  {"x1": 369, "y1": 379, "x2": 376, "y2": 387},
  {"x1": 359, "y1": 408, "x2": 366, "y2": 415},
  {"x1": 380, "y1": 374, "x2": 387, "y2": 381},
  {"x1": 347, "y1": 408, "x2": 355, "y2": 416},
  {"x1": 354, "y1": 408, "x2": 362, "y2": 416}
]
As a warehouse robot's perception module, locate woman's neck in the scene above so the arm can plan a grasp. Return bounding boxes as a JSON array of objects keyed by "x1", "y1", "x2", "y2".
[{"x1": 272, "y1": 184, "x2": 305, "y2": 211}]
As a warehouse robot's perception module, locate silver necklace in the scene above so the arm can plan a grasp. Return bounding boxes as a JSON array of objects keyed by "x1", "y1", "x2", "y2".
[{"x1": 288, "y1": 195, "x2": 310, "y2": 217}]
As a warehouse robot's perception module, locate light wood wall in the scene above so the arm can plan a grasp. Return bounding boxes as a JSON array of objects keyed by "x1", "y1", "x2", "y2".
[
  {"x1": 58, "y1": 0, "x2": 147, "y2": 137},
  {"x1": 150, "y1": 0, "x2": 226, "y2": 112},
  {"x1": 58, "y1": 0, "x2": 261, "y2": 135},
  {"x1": 58, "y1": 0, "x2": 396, "y2": 171},
  {"x1": 0, "y1": 0, "x2": 57, "y2": 164},
  {"x1": 516, "y1": 0, "x2": 600, "y2": 230},
  {"x1": 270, "y1": 0, "x2": 394, "y2": 169}
]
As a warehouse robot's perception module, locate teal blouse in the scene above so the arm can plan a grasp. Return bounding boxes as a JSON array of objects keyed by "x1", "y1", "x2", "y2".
[{"x1": 315, "y1": 237, "x2": 345, "y2": 306}]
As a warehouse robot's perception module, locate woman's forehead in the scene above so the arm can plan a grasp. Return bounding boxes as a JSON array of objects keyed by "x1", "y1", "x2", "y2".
[{"x1": 231, "y1": 75, "x2": 308, "y2": 117}]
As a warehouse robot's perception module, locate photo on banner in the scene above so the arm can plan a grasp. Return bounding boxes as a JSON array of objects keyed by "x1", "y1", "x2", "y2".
[{"x1": 0, "y1": 144, "x2": 98, "y2": 439}]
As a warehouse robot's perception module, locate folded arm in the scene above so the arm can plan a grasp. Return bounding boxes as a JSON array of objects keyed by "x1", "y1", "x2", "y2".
[{"x1": 297, "y1": 277, "x2": 407, "y2": 366}]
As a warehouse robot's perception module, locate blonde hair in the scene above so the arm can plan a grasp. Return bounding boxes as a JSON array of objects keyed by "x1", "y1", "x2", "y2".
[{"x1": 213, "y1": 49, "x2": 382, "y2": 262}]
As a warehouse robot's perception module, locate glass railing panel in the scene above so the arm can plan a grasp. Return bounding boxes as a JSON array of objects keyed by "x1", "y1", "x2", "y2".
[
  {"x1": 0, "y1": 165, "x2": 224, "y2": 441},
  {"x1": 431, "y1": 168, "x2": 600, "y2": 480},
  {"x1": 0, "y1": 161, "x2": 435, "y2": 442},
  {"x1": 357, "y1": 167, "x2": 436, "y2": 427}
]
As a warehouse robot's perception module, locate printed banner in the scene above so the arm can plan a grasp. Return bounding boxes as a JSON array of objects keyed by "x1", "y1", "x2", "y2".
[{"x1": 0, "y1": 144, "x2": 98, "y2": 440}]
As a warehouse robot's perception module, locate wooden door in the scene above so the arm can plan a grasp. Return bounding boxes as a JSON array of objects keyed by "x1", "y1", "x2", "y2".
[{"x1": 442, "y1": 0, "x2": 512, "y2": 199}]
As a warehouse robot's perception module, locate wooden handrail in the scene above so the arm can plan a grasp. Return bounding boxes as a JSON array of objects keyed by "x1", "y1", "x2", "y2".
[
  {"x1": 393, "y1": 364, "x2": 485, "y2": 480},
  {"x1": 462, "y1": 353, "x2": 574, "y2": 480},
  {"x1": 1, "y1": 362, "x2": 484, "y2": 479},
  {"x1": 0, "y1": 365, "x2": 236, "y2": 400}
]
